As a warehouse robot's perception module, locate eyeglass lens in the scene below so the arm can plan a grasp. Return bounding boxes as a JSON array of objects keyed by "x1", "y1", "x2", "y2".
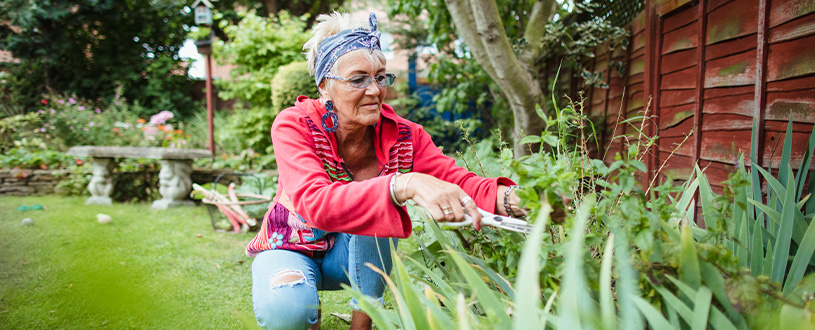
[{"x1": 348, "y1": 74, "x2": 395, "y2": 88}]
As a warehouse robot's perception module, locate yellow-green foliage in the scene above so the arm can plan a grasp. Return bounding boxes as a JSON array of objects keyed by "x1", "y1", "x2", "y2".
[{"x1": 271, "y1": 61, "x2": 319, "y2": 112}]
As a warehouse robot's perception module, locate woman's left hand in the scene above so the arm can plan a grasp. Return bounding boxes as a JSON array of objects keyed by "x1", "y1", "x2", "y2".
[{"x1": 496, "y1": 185, "x2": 529, "y2": 218}]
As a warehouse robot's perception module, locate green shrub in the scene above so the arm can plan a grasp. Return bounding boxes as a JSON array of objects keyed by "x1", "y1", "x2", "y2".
[
  {"x1": 214, "y1": 10, "x2": 309, "y2": 109},
  {"x1": 0, "y1": 148, "x2": 74, "y2": 170},
  {"x1": 54, "y1": 164, "x2": 92, "y2": 196},
  {"x1": 271, "y1": 61, "x2": 319, "y2": 112},
  {"x1": 211, "y1": 10, "x2": 312, "y2": 171},
  {"x1": 0, "y1": 112, "x2": 44, "y2": 153}
]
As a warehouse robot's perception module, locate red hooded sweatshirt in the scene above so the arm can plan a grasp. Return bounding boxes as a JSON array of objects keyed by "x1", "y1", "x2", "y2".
[{"x1": 246, "y1": 96, "x2": 514, "y2": 257}]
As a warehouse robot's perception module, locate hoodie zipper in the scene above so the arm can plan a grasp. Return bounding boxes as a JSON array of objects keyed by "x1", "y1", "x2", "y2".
[{"x1": 340, "y1": 162, "x2": 355, "y2": 181}]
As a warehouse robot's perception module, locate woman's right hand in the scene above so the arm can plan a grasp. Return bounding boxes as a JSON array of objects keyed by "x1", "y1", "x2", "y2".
[{"x1": 395, "y1": 173, "x2": 483, "y2": 230}]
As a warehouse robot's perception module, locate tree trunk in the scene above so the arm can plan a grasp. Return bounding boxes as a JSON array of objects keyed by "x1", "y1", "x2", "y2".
[{"x1": 444, "y1": 0, "x2": 556, "y2": 157}]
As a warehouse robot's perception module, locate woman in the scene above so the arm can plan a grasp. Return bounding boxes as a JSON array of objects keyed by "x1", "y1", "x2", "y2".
[{"x1": 247, "y1": 12, "x2": 526, "y2": 330}]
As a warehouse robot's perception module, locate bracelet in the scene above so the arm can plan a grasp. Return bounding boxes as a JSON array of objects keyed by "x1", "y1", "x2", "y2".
[
  {"x1": 402, "y1": 173, "x2": 415, "y2": 201},
  {"x1": 504, "y1": 185, "x2": 518, "y2": 217},
  {"x1": 389, "y1": 172, "x2": 407, "y2": 207}
]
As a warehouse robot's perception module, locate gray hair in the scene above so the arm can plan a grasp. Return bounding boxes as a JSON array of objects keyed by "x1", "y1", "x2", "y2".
[{"x1": 303, "y1": 12, "x2": 386, "y2": 90}]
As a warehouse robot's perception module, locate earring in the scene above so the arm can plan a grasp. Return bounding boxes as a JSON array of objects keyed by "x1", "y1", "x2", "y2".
[{"x1": 322, "y1": 100, "x2": 338, "y2": 133}]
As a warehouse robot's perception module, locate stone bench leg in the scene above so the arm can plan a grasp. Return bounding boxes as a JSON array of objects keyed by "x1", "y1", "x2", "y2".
[
  {"x1": 152, "y1": 159, "x2": 195, "y2": 209},
  {"x1": 86, "y1": 157, "x2": 115, "y2": 205}
]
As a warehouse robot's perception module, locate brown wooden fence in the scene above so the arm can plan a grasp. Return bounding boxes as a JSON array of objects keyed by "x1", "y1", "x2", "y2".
[{"x1": 571, "y1": 0, "x2": 815, "y2": 193}]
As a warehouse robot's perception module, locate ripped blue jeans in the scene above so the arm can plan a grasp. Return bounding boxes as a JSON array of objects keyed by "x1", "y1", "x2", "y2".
[{"x1": 251, "y1": 233, "x2": 398, "y2": 330}]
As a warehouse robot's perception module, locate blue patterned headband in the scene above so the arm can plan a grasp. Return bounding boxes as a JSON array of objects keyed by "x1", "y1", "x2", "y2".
[{"x1": 313, "y1": 13, "x2": 382, "y2": 87}]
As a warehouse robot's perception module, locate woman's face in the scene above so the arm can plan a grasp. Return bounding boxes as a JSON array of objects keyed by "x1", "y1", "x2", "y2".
[{"x1": 324, "y1": 50, "x2": 387, "y2": 130}]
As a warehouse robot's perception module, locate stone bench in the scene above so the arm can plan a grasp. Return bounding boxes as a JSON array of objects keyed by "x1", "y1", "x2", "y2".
[{"x1": 66, "y1": 146, "x2": 211, "y2": 209}]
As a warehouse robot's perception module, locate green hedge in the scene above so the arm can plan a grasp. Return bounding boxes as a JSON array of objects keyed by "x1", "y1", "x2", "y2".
[{"x1": 271, "y1": 61, "x2": 319, "y2": 112}]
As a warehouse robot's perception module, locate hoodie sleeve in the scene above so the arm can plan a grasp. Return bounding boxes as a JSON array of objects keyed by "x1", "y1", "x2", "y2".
[
  {"x1": 271, "y1": 109, "x2": 412, "y2": 238},
  {"x1": 410, "y1": 124, "x2": 515, "y2": 214}
]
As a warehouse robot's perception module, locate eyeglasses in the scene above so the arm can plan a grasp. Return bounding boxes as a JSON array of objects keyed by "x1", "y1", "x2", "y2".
[{"x1": 325, "y1": 73, "x2": 396, "y2": 89}]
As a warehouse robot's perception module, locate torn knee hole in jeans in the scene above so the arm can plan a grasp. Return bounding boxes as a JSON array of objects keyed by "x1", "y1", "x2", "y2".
[{"x1": 269, "y1": 269, "x2": 311, "y2": 292}]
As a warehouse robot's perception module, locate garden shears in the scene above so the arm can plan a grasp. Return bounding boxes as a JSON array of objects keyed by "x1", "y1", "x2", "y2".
[{"x1": 441, "y1": 207, "x2": 532, "y2": 234}]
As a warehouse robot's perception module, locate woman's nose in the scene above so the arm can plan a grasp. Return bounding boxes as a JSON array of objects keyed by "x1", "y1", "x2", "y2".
[{"x1": 364, "y1": 78, "x2": 381, "y2": 96}]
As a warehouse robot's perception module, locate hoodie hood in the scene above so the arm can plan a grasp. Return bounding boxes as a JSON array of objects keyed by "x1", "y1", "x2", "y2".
[{"x1": 292, "y1": 95, "x2": 401, "y2": 167}]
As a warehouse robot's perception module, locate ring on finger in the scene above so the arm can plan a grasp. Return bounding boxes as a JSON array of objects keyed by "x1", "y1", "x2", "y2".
[
  {"x1": 460, "y1": 196, "x2": 473, "y2": 206},
  {"x1": 441, "y1": 205, "x2": 454, "y2": 215}
]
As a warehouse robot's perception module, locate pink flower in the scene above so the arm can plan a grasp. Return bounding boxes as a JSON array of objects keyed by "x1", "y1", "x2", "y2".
[
  {"x1": 40, "y1": 127, "x2": 46, "y2": 132},
  {"x1": 89, "y1": 121, "x2": 94, "y2": 127},
  {"x1": 78, "y1": 106, "x2": 86, "y2": 111},
  {"x1": 144, "y1": 126, "x2": 158, "y2": 135},
  {"x1": 149, "y1": 111, "x2": 174, "y2": 125},
  {"x1": 50, "y1": 109, "x2": 55, "y2": 114},
  {"x1": 58, "y1": 100, "x2": 65, "y2": 104},
  {"x1": 68, "y1": 98, "x2": 76, "y2": 104},
  {"x1": 38, "y1": 109, "x2": 45, "y2": 114},
  {"x1": 95, "y1": 108, "x2": 101, "y2": 113}
]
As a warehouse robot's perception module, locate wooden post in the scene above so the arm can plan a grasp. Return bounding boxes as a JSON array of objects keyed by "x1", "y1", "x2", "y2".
[
  {"x1": 693, "y1": 0, "x2": 708, "y2": 167},
  {"x1": 692, "y1": 0, "x2": 709, "y2": 225},
  {"x1": 754, "y1": 0, "x2": 770, "y2": 167},
  {"x1": 644, "y1": 3, "x2": 663, "y2": 187},
  {"x1": 206, "y1": 52, "x2": 215, "y2": 157}
]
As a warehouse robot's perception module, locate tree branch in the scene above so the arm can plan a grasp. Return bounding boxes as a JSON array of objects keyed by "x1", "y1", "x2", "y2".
[
  {"x1": 519, "y1": 0, "x2": 557, "y2": 69},
  {"x1": 468, "y1": 0, "x2": 540, "y2": 107},
  {"x1": 443, "y1": 0, "x2": 498, "y2": 80}
]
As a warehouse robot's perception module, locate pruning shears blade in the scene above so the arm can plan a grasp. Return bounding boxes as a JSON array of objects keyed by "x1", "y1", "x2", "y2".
[{"x1": 444, "y1": 207, "x2": 531, "y2": 234}]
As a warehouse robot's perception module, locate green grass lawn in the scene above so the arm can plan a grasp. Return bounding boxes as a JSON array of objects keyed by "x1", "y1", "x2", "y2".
[{"x1": 0, "y1": 196, "x2": 356, "y2": 329}]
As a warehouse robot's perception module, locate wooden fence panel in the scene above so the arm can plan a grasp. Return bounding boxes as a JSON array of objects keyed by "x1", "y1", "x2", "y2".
[{"x1": 570, "y1": 0, "x2": 814, "y2": 199}]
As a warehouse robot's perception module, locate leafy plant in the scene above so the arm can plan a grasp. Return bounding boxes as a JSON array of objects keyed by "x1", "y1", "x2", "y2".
[
  {"x1": 346, "y1": 94, "x2": 815, "y2": 328},
  {"x1": 211, "y1": 10, "x2": 313, "y2": 170},
  {"x1": 214, "y1": 10, "x2": 310, "y2": 109},
  {"x1": 0, "y1": 148, "x2": 75, "y2": 170}
]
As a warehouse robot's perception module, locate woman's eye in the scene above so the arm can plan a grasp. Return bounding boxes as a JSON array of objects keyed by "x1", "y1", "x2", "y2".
[{"x1": 350, "y1": 76, "x2": 368, "y2": 85}]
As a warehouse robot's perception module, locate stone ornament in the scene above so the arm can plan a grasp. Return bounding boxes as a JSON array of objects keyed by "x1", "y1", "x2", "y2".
[{"x1": 86, "y1": 158, "x2": 114, "y2": 205}]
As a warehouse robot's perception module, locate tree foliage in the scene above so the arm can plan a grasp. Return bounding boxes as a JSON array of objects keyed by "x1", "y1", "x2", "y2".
[
  {"x1": 387, "y1": 0, "x2": 629, "y2": 156},
  {"x1": 206, "y1": 0, "x2": 347, "y2": 41},
  {"x1": 212, "y1": 10, "x2": 313, "y2": 169},
  {"x1": 0, "y1": 0, "x2": 196, "y2": 118},
  {"x1": 213, "y1": 10, "x2": 310, "y2": 109}
]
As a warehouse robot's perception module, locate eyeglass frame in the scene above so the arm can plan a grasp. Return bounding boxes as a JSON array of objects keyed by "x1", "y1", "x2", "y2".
[{"x1": 324, "y1": 73, "x2": 396, "y2": 89}]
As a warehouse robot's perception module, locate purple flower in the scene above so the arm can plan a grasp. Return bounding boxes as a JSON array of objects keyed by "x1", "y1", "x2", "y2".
[
  {"x1": 50, "y1": 109, "x2": 55, "y2": 114},
  {"x1": 58, "y1": 100, "x2": 65, "y2": 104},
  {"x1": 40, "y1": 128, "x2": 46, "y2": 132},
  {"x1": 82, "y1": 127, "x2": 88, "y2": 131},
  {"x1": 78, "y1": 106, "x2": 86, "y2": 111},
  {"x1": 68, "y1": 98, "x2": 76, "y2": 104},
  {"x1": 38, "y1": 110, "x2": 45, "y2": 114},
  {"x1": 95, "y1": 108, "x2": 101, "y2": 113},
  {"x1": 88, "y1": 121, "x2": 94, "y2": 127}
]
